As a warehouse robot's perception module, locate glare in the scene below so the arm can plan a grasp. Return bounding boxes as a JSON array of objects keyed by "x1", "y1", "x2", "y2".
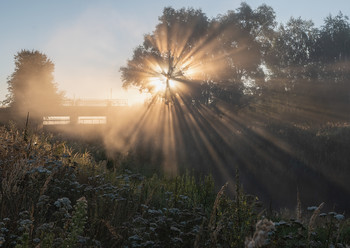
[
  {"x1": 78, "y1": 116, "x2": 106, "y2": 124},
  {"x1": 149, "y1": 77, "x2": 166, "y2": 92},
  {"x1": 168, "y1": 79, "x2": 175, "y2": 88},
  {"x1": 148, "y1": 75, "x2": 177, "y2": 93},
  {"x1": 43, "y1": 116, "x2": 70, "y2": 125}
]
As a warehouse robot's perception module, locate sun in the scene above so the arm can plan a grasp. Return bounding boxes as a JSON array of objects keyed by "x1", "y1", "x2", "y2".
[
  {"x1": 148, "y1": 73, "x2": 177, "y2": 94},
  {"x1": 137, "y1": 51, "x2": 202, "y2": 102},
  {"x1": 149, "y1": 77, "x2": 166, "y2": 92}
]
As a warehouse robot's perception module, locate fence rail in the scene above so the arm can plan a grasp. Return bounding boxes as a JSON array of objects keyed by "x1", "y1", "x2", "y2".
[{"x1": 62, "y1": 98, "x2": 128, "y2": 107}]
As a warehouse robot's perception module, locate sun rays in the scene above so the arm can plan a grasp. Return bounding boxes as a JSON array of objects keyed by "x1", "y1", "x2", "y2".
[
  {"x1": 114, "y1": 6, "x2": 350, "y2": 210},
  {"x1": 119, "y1": 7, "x2": 291, "y2": 184}
]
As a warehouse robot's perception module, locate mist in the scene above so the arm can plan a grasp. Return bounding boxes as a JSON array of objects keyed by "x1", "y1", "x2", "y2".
[{"x1": 1, "y1": 4, "x2": 349, "y2": 212}]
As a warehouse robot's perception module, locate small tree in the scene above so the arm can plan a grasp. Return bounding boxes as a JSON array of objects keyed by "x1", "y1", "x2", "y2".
[{"x1": 3, "y1": 50, "x2": 63, "y2": 118}]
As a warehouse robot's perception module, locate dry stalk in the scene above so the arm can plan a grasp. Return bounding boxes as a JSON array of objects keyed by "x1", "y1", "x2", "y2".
[
  {"x1": 212, "y1": 219, "x2": 224, "y2": 244},
  {"x1": 245, "y1": 218, "x2": 275, "y2": 248},
  {"x1": 141, "y1": 183, "x2": 159, "y2": 217},
  {"x1": 209, "y1": 182, "x2": 228, "y2": 229},
  {"x1": 40, "y1": 170, "x2": 56, "y2": 196},
  {"x1": 208, "y1": 182, "x2": 228, "y2": 245},
  {"x1": 296, "y1": 186, "x2": 302, "y2": 221},
  {"x1": 194, "y1": 217, "x2": 207, "y2": 248},
  {"x1": 102, "y1": 220, "x2": 123, "y2": 245},
  {"x1": 308, "y1": 202, "x2": 324, "y2": 240},
  {"x1": 1, "y1": 160, "x2": 29, "y2": 197}
]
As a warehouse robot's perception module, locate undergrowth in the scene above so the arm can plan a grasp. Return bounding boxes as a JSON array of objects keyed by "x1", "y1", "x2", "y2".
[{"x1": 0, "y1": 123, "x2": 349, "y2": 247}]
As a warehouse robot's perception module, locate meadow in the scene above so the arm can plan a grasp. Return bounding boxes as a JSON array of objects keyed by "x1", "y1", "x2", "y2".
[
  {"x1": 1, "y1": 2, "x2": 350, "y2": 247},
  {"x1": 1, "y1": 122, "x2": 350, "y2": 247}
]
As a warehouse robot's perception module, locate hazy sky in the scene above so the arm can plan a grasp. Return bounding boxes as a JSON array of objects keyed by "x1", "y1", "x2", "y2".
[{"x1": 0, "y1": 0, "x2": 348, "y2": 104}]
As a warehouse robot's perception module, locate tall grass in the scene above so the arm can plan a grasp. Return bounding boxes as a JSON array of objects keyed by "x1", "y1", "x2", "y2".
[{"x1": 0, "y1": 124, "x2": 350, "y2": 247}]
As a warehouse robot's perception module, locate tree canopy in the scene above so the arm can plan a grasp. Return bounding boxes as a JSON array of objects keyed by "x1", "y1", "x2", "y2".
[
  {"x1": 120, "y1": 4, "x2": 276, "y2": 106},
  {"x1": 3, "y1": 50, "x2": 63, "y2": 117},
  {"x1": 121, "y1": 5, "x2": 350, "y2": 109}
]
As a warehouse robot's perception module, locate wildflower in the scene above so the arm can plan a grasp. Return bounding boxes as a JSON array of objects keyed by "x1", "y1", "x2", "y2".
[
  {"x1": 0, "y1": 237, "x2": 5, "y2": 246},
  {"x1": 33, "y1": 238, "x2": 40, "y2": 243},
  {"x1": 274, "y1": 221, "x2": 287, "y2": 227},
  {"x1": 307, "y1": 206, "x2": 318, "y2": 211},
  {"x1": 335, "y1": 214, "x2": 345, "y2": 221},
  {"x1": 54, "y1": 197, "x2": 72, "y2": 210},
  {"x1": 245, "y1": 218, "x2": 275, "y2": 248}
]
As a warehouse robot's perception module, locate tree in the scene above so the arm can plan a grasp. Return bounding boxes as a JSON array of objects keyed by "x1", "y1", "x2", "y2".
[
  {"x1": 260, "y1": 12, "x2": 350, "y2": 116},
  {"x1": 121, "y1": 4, "x2": 276, "y2": 106},
  {"x1": 3, "y1": 50, "x2": 63, "y2": 117},
  {"x1": 210, "y1": 3, "x2": 276, "y2": 102},
  {"x1": 314, "y1": 12, "x2": 350, "y2": 83},
  {"x1": 265, "y1": 17, "x2": 317, "y2": 90},
  {"x1": 313, "y1": 12, "x2": 350, "y2": 104},
  {"x1": 121, "y1": 7, "x2": 210, "y2": 105}
]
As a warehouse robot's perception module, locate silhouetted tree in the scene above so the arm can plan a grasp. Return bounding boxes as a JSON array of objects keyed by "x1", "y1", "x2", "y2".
[
  {"x1": 210, "y1": 3, "x2": 276, "y2": 103},
  {"x1": 121, "y1": 4, "x2": 276, "y2": 106},
  {"x1": 3, "y1": 50, "x2": 63, "y2": 118},
  {"x1": 314, "y1": 12, "x2": 350, "y2": 84},
  {"x1": 121, "y1": 7, "x2": 210, "y2": 105},
  {"x1": 264, "y1": 17, "x2": 317, "y2": 91}
]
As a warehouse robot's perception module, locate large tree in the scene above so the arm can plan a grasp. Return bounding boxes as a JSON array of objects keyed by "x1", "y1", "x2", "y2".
[
  {"x1": 121, "y1": 4, "x2": 276, "y2": 106},
  {"x1": 120, "y1": 7, "x2": 210, "y2": 104},
  {"x1": 4, "y1": 50, "x2": 63, "y2": 117}
]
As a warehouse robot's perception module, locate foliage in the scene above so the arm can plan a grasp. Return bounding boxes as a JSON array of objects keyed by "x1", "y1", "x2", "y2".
[
  {"x1": 263, "y1": 11, "x2": 350, "y2": 106},
  {"x1": 1, "y1": 3, "x2": 350, "y2": 247},
  {"x1": 120, "y1": 4, "x2": 350, "y2": 112},
  {"x1": 1, "y1": 124, "x2": 350, "y2": 247},
  {"x1": 2, "y1": 50, "x2": 63, "y2": 118},
  {"x1": 120, "y1": 4, "x2": 276, "y2": 105}
]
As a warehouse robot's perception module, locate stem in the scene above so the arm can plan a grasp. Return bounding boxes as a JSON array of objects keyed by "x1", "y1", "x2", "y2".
[{"x1": 24, "y1": 112, "x2": 29, "y2": 142}]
